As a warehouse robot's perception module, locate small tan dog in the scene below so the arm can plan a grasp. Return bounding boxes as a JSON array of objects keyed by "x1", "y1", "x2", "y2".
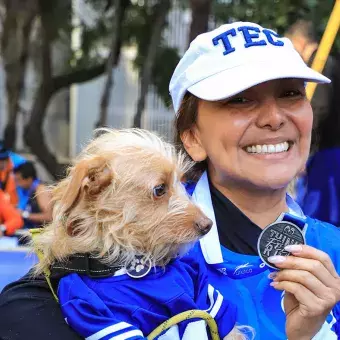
[{"x1": 32, "y1": 128, "x2": 249, "y2": 340}]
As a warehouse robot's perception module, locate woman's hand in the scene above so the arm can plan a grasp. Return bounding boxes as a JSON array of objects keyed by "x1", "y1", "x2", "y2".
[{"x1": 268, "y1": 245, "x2": 340, "y2": 340}]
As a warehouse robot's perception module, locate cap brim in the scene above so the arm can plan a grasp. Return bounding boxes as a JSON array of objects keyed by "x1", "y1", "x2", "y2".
[{"x1": 187, "y1": 60, "x2": 331, "y2": 102}]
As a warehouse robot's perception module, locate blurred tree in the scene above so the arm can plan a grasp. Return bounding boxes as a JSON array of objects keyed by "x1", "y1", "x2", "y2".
[
  {"x1": 0, "y1": 0, "x2": 181, "y2": 177},
  {"x1": 97, "y1": 0, "x2": 130, "y2": 128},
  {"x1": 188, "y1": 0, "x2": 213, "y2": 45},
  {"x1": 2, "y1": 0, "x2": 337, "y2": 179},
  {"x1": 0, "y1": 0, "x2": 38, "y2": 149},
  {"x1": 133, "y1": 0, "x2": 171, "y2": 128},
  {"x1": 23, "y1": 0, "x2": 116, "y2": 178},
  {"x1": 0, "y1": 0, "x2": 130, "y2": 178}
]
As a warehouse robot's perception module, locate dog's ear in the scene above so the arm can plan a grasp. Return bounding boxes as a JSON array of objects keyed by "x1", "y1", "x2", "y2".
[
  {"x1": 62, "y1": 156, "x2": 113, "y2": 214},
  {"x1": 85, "y1": 157, "x2": 113, "y2": 196}
]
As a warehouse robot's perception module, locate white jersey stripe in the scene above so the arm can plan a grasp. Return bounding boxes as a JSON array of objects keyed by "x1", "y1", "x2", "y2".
[
  {"x1": 86, "y1": 322, "x2": 131, "y2": 340},
  {"x1": 209, "y1": 290, "x2": 223, "y2": 318},
  {"x1": 109, "y1": 329, "x2": 144, "y2": 340},
  {"x1": 206, "y1": 284, "x2": 215, "y2": 312}
]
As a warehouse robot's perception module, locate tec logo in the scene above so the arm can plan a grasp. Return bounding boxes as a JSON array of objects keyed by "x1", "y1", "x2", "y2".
[{"x1": 212, "y1": 25, "x2": 284, "y2": 56}]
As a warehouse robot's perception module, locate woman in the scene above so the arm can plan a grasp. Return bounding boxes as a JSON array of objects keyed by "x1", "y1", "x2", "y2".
[
  {"x1": 170, "y1": 22, "x2": 340, "y2": 339},
  {"x1": 0, "y1": 21, "x2": 339, "y2": 340}
]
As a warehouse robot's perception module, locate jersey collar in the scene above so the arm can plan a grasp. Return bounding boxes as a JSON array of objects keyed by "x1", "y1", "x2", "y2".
[{"x1": 192, "y1": 171, "x2": 306, "y2": 265}]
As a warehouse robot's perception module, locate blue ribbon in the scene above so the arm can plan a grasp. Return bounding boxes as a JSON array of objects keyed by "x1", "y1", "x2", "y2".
[{"x1": 210, "y1": 211, "x2": 307, "y2": 279}]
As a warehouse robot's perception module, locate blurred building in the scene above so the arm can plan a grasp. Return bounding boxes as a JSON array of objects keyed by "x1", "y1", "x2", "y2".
[
  {"x1": 0, "y1": 0, "x2": 191, "y2": 162},
  {"x1": 72, "y1": 1, "x2": 191, "y2": 156}
]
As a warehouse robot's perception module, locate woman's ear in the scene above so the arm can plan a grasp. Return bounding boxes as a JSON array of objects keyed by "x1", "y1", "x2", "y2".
[
  {"x1": 62, "y1": 156, "x2": 113, "y2": 214},
  {"x1": 181, "y1": 127, "x2": 207, "y2": 162}
]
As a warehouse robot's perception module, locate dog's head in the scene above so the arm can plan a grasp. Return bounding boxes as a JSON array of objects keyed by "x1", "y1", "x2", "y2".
[{"x1": 37, "y1": 129, "x2": 212, "y2": 269}]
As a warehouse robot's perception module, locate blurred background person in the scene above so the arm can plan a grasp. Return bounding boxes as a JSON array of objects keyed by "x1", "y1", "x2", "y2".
[
  {"x1": 13, "y1": 161, "x2": 52, "y2": 229},
  {"x1": 0, "y1": 145, "x2": 20, "y2": 206},
  {"x1": 286, "y1": 19, "x2": 340, "y2": 226},
  {"x1": 0, "y1": 142, "x2": 26, "y2": 208},
  {"x1": 0, "y1": 189, "x2": 23, "y2": 237}
]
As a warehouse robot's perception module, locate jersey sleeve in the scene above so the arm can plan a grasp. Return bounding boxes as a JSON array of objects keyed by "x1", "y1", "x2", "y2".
[
  {"x1": 203, "y1": 283, "x2": 238, "y2": 338},
  {"x1": 181, "y1": 254, "x2": 238, "y2": 338},
  {"x1": 328, "y1": 303, "x2": 340, "y2": 338},
  {"x1": 58, "y1": 274, "x2": 146, "y2": 340},
  {"x1": 307, "y1": 218, "x2": 340, "y2": 338}
]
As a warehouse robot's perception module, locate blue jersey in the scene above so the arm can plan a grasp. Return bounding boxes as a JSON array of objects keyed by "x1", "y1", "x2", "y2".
[
  {"x1": 58, "y1": 255, "x2": 237, "y2": 340},
  {"x1": 189, "y1": 171, "x2": 340, "y2": 340},
  {"x1": 296, "y1": 147, "x2": 340, "y2": 227}
]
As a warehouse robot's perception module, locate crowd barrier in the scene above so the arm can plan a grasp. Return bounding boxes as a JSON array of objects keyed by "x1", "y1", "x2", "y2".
[{"x1": 0, "y1": 237, "x2": 38, "y2": 292}]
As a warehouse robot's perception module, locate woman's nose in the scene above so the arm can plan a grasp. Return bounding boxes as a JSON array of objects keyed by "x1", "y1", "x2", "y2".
[{"x1": 256, "y1": 100, "x2": 286, "y2": 131}]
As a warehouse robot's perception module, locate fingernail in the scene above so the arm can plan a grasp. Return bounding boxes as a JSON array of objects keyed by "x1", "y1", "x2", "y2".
[
  {"x1": 270, "y1": 282, "x2": 278, "y2": 287},
  {"x1": 268, "y1": 272, "x2": 278, "y2": 279},
  {"x1": 268, "y1": 255, "x2": 286, "y2": 264},
  {"x1": 284, "y1": 244, "x2": 303, "y2": 253}
]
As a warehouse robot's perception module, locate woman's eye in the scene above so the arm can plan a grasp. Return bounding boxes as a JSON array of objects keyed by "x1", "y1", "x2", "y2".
[
  {"x1": 282, "y1": 89, "x2": 304, "y2": 98},
  {"x1": 153, "y1": 184, "x2": 167, "y2": 198},
  {"x1": 227, "y1": 97, "x2": 250, "y2": 104}
]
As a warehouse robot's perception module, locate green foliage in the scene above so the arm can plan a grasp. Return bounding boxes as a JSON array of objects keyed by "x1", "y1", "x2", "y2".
[
  {"x1": 212, "y1": 0, "x2": 339, "y2": 52},
  {"x1": 37, "y1": 0, "x2": 340, "y2": 105},
  {"x1": 57, "y1": 0, "x2": 119, "y2": 73},
  {"x1": 123, "y1": 1, "x2": 180, "y2": 105},
  {"x1": 151, "y1": 46, "x2": 180, "y2": 106}
]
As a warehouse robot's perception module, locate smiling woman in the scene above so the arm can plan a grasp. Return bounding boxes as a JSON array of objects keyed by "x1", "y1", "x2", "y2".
[
  {"x1": 0, "y1": 20, "x2": 339, "y2": 340},
  {"x1": 171, "y1": 21, "x2": 340, "y2": 340},
  {"x1": 180, "y1": 79, "x2": 312, "y2": 195}
]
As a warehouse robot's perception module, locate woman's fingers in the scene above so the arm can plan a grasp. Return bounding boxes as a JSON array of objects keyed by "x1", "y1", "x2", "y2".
[
  {"x1": 284, "y1": 244, "x2": 338, "y2": 278},
  {"x1": 268, "y1": 247, "x2": 340, "y2": 290},
  {"x1": 272, "y1": 269, "x2": 335, "y2": 302},
  {"x1": 271, "y1": 280, "x2": 333, "y2": 317},
  {"x1": 267, "y1": 245, "x2": 340, "y2": 339},
  {"x1": 268, "y1": 255, "x2": 336, "y2": 289}
]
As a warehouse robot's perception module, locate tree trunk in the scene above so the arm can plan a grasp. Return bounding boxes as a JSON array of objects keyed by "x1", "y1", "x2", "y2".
[
  {"x1": 96, "y1": 0, "x2": 126, "y2": 128},
  {"x1": 132, "y1": 0, "x2": 171, "y2": 128},
  {"x1": 23, "y1": 0, "x2": 108, "y2": 179},
  {"x1": 24, "y1": 63, "x2": 112, "y2": 179},
  {"x1": 188, "y1": 0, "x2": 213, "y2": 45},
  {"x1": 1, "y1": 0, "x2": 37, "y2": 149},
  {"x1": 24, "y1": 0, "x2": 61, "y2": 177}
]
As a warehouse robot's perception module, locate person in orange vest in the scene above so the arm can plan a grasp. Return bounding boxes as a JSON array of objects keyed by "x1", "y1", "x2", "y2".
[
  {"x1": 0, "y1": 146, "x2": 19, "y2": 206},
  {"x1": 0, "y1": 190, "x2": 23, "y2": 237}
]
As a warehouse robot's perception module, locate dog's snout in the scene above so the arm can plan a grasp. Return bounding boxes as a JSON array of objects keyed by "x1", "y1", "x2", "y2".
[{"x1": 195, "y1": 216, "x2": 213, "y2": 236}]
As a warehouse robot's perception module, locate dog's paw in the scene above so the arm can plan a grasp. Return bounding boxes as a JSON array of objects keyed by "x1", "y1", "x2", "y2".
[
  {"x1": 125, "y1": 255, "x2": 152, "y2": 279},
  {"x1": 135, "y1": 264, "x2": 144, "y2": 273}
]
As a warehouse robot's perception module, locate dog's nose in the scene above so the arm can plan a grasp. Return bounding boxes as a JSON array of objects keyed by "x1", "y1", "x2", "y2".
[{"x1": 195, "y1": 216, "x2": 213, "y2": 235}]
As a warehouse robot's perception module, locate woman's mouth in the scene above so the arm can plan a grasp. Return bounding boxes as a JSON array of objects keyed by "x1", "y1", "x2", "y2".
[{"x1": 244, "y1": 141, "x2": 292, "y2": 154}]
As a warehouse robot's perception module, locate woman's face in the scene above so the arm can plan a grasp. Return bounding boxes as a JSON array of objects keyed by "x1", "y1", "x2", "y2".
[{"x1": 182, "y1": 79, "x2": 312, "y2": 190}]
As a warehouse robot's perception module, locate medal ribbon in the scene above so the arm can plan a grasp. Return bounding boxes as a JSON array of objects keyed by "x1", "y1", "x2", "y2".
[{"x1": 210, "y1": 211, "x2": 307, "y2": 279}]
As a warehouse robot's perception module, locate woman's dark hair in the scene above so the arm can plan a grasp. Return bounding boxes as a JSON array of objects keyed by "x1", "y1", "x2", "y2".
[
  {"x1": 174, "y1": 92, "x2": 207, "y2": 181},
  {"x1": 13, "y1": 161, "x2": 37, "y2": 180}
]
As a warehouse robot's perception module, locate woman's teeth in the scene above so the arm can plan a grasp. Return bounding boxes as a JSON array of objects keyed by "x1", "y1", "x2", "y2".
[{"x1": 246, "y1": 142, "x2": 289, "y2": 154}]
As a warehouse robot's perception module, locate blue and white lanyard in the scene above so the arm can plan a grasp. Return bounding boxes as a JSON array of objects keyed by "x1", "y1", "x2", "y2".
[{"x1": 210, "y1": 209, "x2": 307, "y2": 279}]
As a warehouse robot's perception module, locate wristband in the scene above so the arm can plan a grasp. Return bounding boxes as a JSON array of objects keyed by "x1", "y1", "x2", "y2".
[{"x1": 22, "y1": 210, "x2": 30, "y2": 219}]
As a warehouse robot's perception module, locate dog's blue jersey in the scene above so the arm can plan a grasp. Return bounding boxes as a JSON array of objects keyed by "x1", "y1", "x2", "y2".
[
  {"x1": 58, "y1": 255, "x2": 237, "y2": 340},
  {"x1": 185, "y1": 176, "x2": 340, "y2": 340}
]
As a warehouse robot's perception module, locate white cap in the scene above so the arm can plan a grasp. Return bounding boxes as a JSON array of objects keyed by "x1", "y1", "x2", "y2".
[{"x1": 169, "y1": 21, "x2": 330, "y2": 114}]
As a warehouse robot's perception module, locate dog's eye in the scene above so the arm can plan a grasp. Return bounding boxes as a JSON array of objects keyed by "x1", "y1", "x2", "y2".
[{"x1": 153, "y1": 184, "x2": 167, "y2": 198}]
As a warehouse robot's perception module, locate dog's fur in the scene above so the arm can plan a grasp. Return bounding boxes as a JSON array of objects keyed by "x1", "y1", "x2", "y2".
[{"x1": 32, "y1": 128, "x2": 251, "y2": 340}]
